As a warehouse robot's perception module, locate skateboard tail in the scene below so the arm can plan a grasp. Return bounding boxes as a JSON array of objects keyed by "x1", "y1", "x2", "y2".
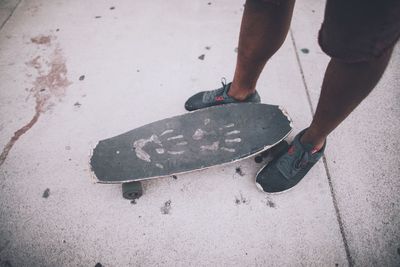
[
  {"x1": 278, "y1": 105, "x2": 294, "y2": 129},
  {"x1": 89, "y1": 141, "x2": 102, "y2": 183}
]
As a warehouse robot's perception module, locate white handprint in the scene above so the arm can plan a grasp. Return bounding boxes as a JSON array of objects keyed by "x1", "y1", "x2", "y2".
[
  {"x1": 192, "y1": 120, "x2": 241, "y2": 153},
  {"x1": 132, "y1": 129, "x2": 187, "y2": 169},
  {"x1": 132, "y1": 119, "x2": 242, "y2": 170},
  {"x1": 133, "y1": 135, "x2": 162, "y2": 162}
]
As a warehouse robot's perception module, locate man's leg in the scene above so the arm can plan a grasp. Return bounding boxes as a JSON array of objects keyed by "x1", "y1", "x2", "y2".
[
  {"x1": 301, "y1": 47, "x2": 393, "y2": 151},
  {"x1": 256, "y1": 0, "x2": 399, "y2": 194},
  {"x1": 184, "y1": 0, "x2": 295, "y2": 111},
  {"x1": 229, "y1": 0, "x2": 296, "y2": 100},
  {"x1": 256, "y1": 46, "x2": 394, "y2": 193},
  {"x1": 302, "y1": 0, "x2": 400, "y2": 150}
]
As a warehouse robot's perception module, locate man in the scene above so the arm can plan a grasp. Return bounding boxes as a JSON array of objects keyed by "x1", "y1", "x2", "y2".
[{"x1": 184, "y1": 0, "x2": 400, "y2": 193}]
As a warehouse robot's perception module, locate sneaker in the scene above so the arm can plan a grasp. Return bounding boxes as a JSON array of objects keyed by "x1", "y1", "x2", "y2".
[
  {"x1": 184, "y1": 79, "x2": 261, "y2": 111},
  {"x1": 255, "y1": 129, "x2": 326, "y2": 194}
]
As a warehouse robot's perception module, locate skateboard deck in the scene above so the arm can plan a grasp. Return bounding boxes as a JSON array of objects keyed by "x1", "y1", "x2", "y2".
[{"x1": 90, "y1": 103, "x2": 292, "y2": 189}]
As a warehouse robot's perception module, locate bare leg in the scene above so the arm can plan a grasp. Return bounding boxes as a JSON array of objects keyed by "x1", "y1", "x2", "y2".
[
  {"x1": 301, "y1": 47, "x2": 394, "y2": 150},
  {"x1": 229, "y1": 0, "x2": 296, "y2": 100}
]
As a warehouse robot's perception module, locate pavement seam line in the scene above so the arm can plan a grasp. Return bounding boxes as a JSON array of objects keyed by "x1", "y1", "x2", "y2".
[
  {"x1": 322, "y1": 156, "x2": 354, "y2": 266},
  {"x1": 0, "y1": 0, "x2": 22, "y2": 32},
  {"x1": 289, "y1": 29, "x2": 315, "y2": 115},
  {"x1": 289, "y1": 28, "x2": 353, "y2": 267}
]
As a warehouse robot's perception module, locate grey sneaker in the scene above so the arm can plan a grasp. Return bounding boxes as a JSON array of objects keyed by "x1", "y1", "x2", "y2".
[
  {"x1": 184, "y1": 80, "x2": 261, "y2": 111},
  {"x1": 255, "y1": 129, "x2": 326, "y2": 194}
]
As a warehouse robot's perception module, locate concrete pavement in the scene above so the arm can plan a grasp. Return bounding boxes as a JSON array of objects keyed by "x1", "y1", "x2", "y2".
[{"x1": 0, "y1": 1, "x2": 399, "y2": 266}]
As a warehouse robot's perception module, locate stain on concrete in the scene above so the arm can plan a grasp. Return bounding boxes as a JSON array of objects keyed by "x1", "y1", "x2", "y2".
[
  {"x1": 130, "y1": 199, "x2": 137, "y2": 205},
  {"x1": 208, "y1": 2, "x2": 212, "y2": 5},
  {"x1": 235, "y1": 193, "x2": 248, "y2": 205},
  {"x1": 42, "y1": 188, "x2": 50, "y2": 198},
  {"x1": 28, "y1": 4, "x2": 42, "y2": 17},
  {"x1": 198, "y1": 54, "x2": 205, "y2": 60},
  {"x1": 65, "y1": 146, "x2": 71, "y2": 150},
  {"x1": 300, "y1": 48, "x2": 309, "y2": 54},
  {"x1": 74, "y1": 102, "x2": 82, "y2": 107},
  {"x1": 110, "y1": 6, "x2": 115, "y2": 10},
  {"x1": 0, "y1": 34, "x2": 71, "y2": 167},
  {"x1": 95, "y1": 16, "x2": 102, "y2": 19},
  {"x1": 172, "y1": 175, "x2": 178, "y2": 179},
  {"x1": 94, "y1": 263, "x2": 103, "y2": 267},
  {"x1": 31, "y1": 35, "x2": 51, "y2": 45},
  {"x1": 205, "y1": 46, "x2": 211, "y2": 50},
  {"x1": 266, "y1": 199, "x2": 276, "y2": 208},
  {"x1": 79, "y1": 75, "x2": 85, "y2": 81},
  {"x1": 56, "y1": 28, "x2": 60, "y2": 32},
  {"x1": 161, "y1": 200, "x2": 172, "y2": 214},
  {"x1": 235, "y1": 167, "x2": 244, "y2": 176}
]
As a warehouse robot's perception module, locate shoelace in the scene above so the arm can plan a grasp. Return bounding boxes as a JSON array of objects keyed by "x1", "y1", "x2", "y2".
[
  {"x1": 220, "y1": 77, "x2": 227, "y2": 88},
  {"x1": 203, "y1": 78, "x2": 229, "y2": 103},
  {"x1": 278, "y1": 149, "x2": 310, "y2": 179}
]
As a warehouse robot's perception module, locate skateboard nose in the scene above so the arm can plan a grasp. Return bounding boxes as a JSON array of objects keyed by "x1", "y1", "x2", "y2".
[{"x1": 91, "y1": 141, "x2": 122, "y2": 182}]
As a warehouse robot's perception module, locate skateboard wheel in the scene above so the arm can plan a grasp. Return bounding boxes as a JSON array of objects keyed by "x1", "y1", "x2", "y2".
[
  {"x1": 122, "y1": 181, "x2": 143, "y2": 200},
  {"x1": 254, "y1": 155, "x2": 263, "y2": 163}
]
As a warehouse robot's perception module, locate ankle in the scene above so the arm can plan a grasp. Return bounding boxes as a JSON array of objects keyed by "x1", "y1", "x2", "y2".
[
  {"x1": 228, "y1": 82, "x2": 256, "y2": 101},
  {"x1": 300, "y1": 129, "x2": 326, "y2": 152}
]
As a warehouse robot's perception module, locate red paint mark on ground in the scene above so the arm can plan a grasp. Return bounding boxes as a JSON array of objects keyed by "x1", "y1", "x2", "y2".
[
  {"x1": 0, "y1": 105, "x2": 41, "y2": 165},
  {"x1": 29, "y1": 47, "x2": 71, "y2": 112},
  {"x1": 31, "y1": 35, "x2": 51, "y2": 45},
  {"x1": 0, "y1": 35, "x2": 71, "y2": 166}
]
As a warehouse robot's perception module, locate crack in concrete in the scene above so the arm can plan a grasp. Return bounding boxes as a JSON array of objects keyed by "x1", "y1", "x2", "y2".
[
  {"x1": 0, "y1": 35, "x2": 71, "y2": 167},
  {"x1": 289, "y1": 29, "x2": 354, "y2": 266},
  {"x1": 0, "y1": 0, "x2": 22, "y2": 32}
]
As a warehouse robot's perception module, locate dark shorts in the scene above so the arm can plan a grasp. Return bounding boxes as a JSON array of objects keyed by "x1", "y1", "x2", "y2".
[
  {"x1": 263, "y1": 0, "x2": 400, "y2": 62},
  {"x1": 319, "y1": 0, "x2": 400, "y2": 62}
]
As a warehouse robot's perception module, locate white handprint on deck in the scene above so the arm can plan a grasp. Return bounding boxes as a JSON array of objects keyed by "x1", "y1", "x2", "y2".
[
  {"x1": 193, "y1": 120, "x2": 241, "y2": 153},
  {"x1": 133, "y1": 135, "x2": 161, "y2": 162},
  {"x1": 132, "y1": 130, "x2": 187, "y2": 169},
  {"x1": 132, "y1": 119, "x2": 242, "y2": 169}
]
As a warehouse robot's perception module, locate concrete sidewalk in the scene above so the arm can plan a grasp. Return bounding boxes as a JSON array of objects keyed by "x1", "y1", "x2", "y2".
[{"x1": 0, "y1": 1, "x2": 399, "y2": 266}]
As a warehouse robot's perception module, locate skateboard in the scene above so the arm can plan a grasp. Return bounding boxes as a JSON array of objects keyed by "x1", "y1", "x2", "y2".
[{"x1": 90, "y1": 103, "x2": 292, "y2": 200}]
